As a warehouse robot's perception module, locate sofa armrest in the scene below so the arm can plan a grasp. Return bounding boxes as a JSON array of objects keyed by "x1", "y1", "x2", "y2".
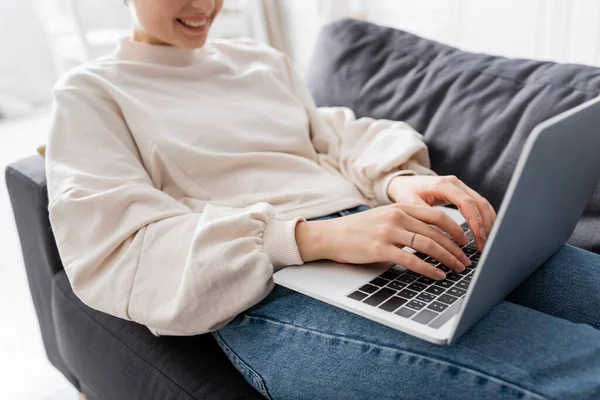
[
  {"x1": 5, "y1": 155, "x2": 64, "y2": 276},
  {"x1": 5, "y1": 154, "x2": 78, "y2": 388}
]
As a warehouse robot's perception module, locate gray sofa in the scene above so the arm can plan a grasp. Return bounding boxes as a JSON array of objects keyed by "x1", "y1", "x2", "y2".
[{"x1": 5, "y1": 19, "x2": 600, "y2": 400}]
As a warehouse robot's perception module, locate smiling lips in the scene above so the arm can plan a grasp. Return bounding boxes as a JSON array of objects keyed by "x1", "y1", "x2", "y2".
[{"x1": 177, "y1": 16, "x2": 209, "y2": 32}]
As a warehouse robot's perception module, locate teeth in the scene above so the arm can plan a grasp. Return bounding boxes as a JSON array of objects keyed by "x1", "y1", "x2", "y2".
[{"x1": 180, "y1": 19, "x2": 207, "y2": 28}]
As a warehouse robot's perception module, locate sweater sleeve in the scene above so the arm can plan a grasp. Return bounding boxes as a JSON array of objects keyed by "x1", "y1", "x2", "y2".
[
  {"x1": 277, "y1": 54, "x2": 438, "y2": 207},
  {"x1": 46, "y1": 83, "x2": 304, "y2": 337}
]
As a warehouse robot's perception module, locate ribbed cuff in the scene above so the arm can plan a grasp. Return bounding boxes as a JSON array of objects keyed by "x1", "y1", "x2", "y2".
[
  {"x1": 263, "y1": 217, "x2": 306, "y2": 270},
  {"x1": 373, "y1": 170, "x2": 417, "y2": 206}
]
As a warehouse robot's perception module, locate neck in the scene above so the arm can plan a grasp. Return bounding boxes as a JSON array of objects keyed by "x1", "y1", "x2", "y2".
[
  {"x1": 115, "y1": 35, "x2": 210, "y2": 67},
  {"x1": 132, "y1": 28, "x2": 171, "y2": 46}
]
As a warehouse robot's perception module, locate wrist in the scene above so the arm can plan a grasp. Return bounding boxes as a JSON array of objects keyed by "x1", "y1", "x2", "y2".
[
  {"x1": 386, "y1": 173, "x2": 416, "y2": 203},
  {"x1": 386, "y1": 176, "x2": 402, "y2": 203},
  {"x1": 295, "y1": 220, "x2": 330, "y2": 262}
]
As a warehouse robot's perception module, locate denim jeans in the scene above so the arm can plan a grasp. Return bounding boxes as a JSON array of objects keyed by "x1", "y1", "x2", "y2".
[{"x1": 214, "y1": 205, "x2": 600, "y2": 400}]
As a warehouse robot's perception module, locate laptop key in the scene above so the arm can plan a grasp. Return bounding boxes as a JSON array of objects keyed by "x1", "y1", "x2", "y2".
[
  {"x1": 395, "y1": 307, "x2": 417, "y2": 318},
  {"x1": 378, "y1": 296, "x2": 407, "y2": 312},
  {"x1": 363, "y1": 288, "x2": 396, "y2": 306},
  {"x1": 425, "y1": 258, "x2": 440, "y2": 265},
  {"x1": 465, "y1": 240, "x2": 478, "y2": 250},
  {"x1": 397, "y1": 289, "x2": 418, "y2": 299},
  {"x1": 369, "y1": 277, "x2": 389, "y2": 287},
  {"x1": 455, "y1": 280, "x2": 470, "y2": 290},
  {"x1": 458, "y1": 268, "x2": 470, "y2": 276},
  {"x1": 438, "y1": 294, "x2": 459, "y2": 305},
  {"x1": 448, "y1": 287, "x2": 467, "y2": 297},
  {"x1": 405, "y1": 270, "x2": 421, "y2": 277},
  {"x1": 407, "y1": 282, "x2": 427, "y2": 292},
  {"x1": 438, "y1": 265, "x2": 452, "y2": 273},
  {"x1": 416, "y1": 292, "x2": 437, "y2": 303},
  {"x1": 458, "y1": 266, "x2": 471, "y2": 275},
  {"x1": 387, "y1": 281, "x2": 407, "y2": 291},
  {"x1": 463, "y1": 247, "x2": 477, "y2": 256},
  {"x1": 425, "y1": 285, "x2": 445, "y2": 296},
  {"x1": 445, "y1": 273, "x2": 462, "y2": 282},
  {"x1": 414, "y1": 252, "x2": 429, "y2": 260},
  {"x1": 417, "y1": 277, "x2": 435, "y2": 285},
  {"x1": 413, "y1": 309, "x2": 439, "y2": 325},
  {"x1": 396, "y1": 274, "x2": 418, "y2": 284},
  {"x1": 381, "y1": 271, "x2": 399, "y2": 280},
  {"x1": 359, "y1": 284, "x2": 379, "y2": 294},
  {"x1": 464, "y1": 273, "x2": 473, "y2": 282},
  {"x1": 434, "y1": 280, "x2": 454, "y2": 289},
  {"x1": 348, "y1": 291, "x2": 368, "y2": 301},
  {"x1": 427, "y1": 301, "x2": 449, "y2": 313},
  {"x1": 406, "y1": 300, "x2": 427, "y2": 311}
]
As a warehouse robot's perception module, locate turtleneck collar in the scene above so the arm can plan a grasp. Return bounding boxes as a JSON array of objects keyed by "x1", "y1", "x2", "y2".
[{"x1": 114, "y1": 36, "x2": 210, "y2": 67}]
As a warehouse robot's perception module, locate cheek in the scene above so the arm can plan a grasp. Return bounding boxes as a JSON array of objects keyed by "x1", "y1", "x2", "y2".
[
  {"x1": 135, "y1": 1, "x2": 179, "y2": 34},
  {"x1": 150, "y1": 11, "x2": 176, "y2": 34},
  {"x1": 214, "y1": 0, "x2": 225, "y2": 13},
  {"x1": 138, "y1": 9, "x2": 177, "y2": 42}
]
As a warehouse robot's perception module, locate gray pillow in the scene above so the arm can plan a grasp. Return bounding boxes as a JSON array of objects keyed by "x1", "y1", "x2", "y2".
[{"x1": 305, "y1": 18, "x2": 600, "y2": 254}]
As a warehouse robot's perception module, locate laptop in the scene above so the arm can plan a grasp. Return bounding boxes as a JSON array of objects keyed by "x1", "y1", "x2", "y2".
[{"x1": 273, "y1": 96, "x2": 600, "y2": 345}]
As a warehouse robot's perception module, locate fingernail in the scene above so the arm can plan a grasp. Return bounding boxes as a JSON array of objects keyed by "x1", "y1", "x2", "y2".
[
  {"x1": 436, "y1": 271, "x2": 446, "y2": 280},
  {"x1": 462, "y1": 233, "x2": 469, "y2": 243},
  {"x1": 479, "y1": 228, "x2": 487, "y2": 240},
  {"x1": 462, "y1": 255, "x2": 471, "y2": 266},
  {"x1": 455, "y1": 262, "x2": 466, "y2": 272}
]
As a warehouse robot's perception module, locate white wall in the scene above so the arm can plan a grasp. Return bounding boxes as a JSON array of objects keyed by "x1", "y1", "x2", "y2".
[
  {"x1": 278, "y1": 0, "x2": 324, "y2": 74},
  {"x1": 0, "y1": 0, "x2": 58, "y2": 108},
  {"x1": 281, "y1": 0, "x2": 600, "y2": 76},
  {"x1": 368, "y1": 0, "x2": 600, "y2": 65},
  {"x1": 0, "y1": 0, "x2": 133, "y2": 112}
]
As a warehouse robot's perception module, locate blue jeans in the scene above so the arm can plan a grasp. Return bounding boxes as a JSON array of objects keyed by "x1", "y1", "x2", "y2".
[{"x1": 214, "y1": 205, "x2": 600, "y2": 400}]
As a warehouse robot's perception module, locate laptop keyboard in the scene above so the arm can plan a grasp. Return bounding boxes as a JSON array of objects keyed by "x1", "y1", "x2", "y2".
[{"x1": 347, "y1": 222, "x2": 481, "y2": 326}]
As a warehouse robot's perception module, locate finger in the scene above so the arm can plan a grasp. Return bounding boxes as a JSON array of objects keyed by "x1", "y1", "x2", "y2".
[
  {"x1": 389, "y1": 228, "x2": 466, "y2": 273},
  {"x1": 437, "y1": 181, "x2": 487, "y2": 252},
  {"x1": 386, "y1": 246, "x2": 447, "y2": 280},
  {"x1": 402, "y1": 214, "x2": 471, "y2": 271},
  {"x1": 454, "y1": 180, "x2": 496, "y2": 237},
  {"x1": 399, "y1": 204, "x2": 470, "y2": 246},
  {"x1": 404, "y1": 196, "x2": 430, "y2": 207},
  {"x1": 408, "y1": 231, "x2": 467, "y2": 273},
  {"x1": 488, "y1": 202, "x2": 497, "y2": 221}
]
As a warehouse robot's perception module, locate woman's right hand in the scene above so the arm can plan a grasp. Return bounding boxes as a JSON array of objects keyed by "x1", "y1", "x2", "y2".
[{"x1": 295, "y1": 204, "x2": 473, "y2": 280}]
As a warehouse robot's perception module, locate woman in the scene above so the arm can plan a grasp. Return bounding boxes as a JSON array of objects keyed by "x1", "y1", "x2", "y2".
[{"x1": 45, "y1": 0, "x2": 600, "y2": 399}]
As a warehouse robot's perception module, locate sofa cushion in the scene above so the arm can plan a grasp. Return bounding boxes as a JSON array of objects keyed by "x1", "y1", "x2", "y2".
[
  {"x1": 306, "y1": 18, "x2": 600, "y2": 254},
  {"x1": 52, "y1": 270, "x2": 263, "y2": 400}
]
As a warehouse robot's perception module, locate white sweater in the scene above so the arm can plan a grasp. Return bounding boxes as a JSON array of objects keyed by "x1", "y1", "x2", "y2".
[{"x1": 46, "y1": 36, "x2": 436, "y2": 336}]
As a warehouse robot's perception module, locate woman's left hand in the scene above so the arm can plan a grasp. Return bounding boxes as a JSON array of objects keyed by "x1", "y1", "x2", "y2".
[{"x1": 387, "y1": 175, "x2": 497, "y2": 252}]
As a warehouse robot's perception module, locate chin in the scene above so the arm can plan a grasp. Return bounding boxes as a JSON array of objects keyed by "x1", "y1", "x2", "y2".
[{"x1": 177, "y1": 38, "x2": 208, "y2": 49}]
